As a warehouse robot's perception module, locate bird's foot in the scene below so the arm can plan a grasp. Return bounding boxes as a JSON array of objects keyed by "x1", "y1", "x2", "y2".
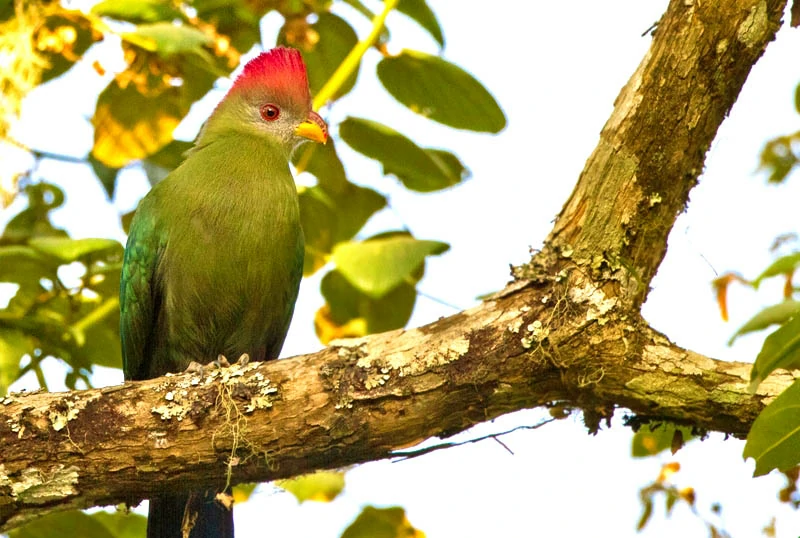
[
  {"x1": 185, "y1": 354, "x2": 248, "y2": 374},
  {"x1": 184, "y1": 361, "x2": 205, "y2": 374}
]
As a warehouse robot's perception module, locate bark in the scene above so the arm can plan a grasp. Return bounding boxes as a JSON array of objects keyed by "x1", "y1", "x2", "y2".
[{"x1": 0, "y1": 0, "x2": 789, "y2": 530}]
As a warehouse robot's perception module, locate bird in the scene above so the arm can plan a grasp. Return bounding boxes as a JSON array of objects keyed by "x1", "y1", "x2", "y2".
[{"x1": 119, "y1": 47, "x2": 327, "y2": 538}]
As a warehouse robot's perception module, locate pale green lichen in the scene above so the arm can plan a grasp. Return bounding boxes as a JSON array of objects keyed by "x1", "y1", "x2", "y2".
[
  {"x1": 508, "y1": 318, "x2": 524, "y2": 334},
  {"x1": 648, "y1": 193, "x2": 662, "y2": 207},
  {"x1": 333, "y1": 333, "x2": 471, "y2": 386},
  {"x1": 9, "y1": 465, "x2": 79, "y2": 504},
  {"x1": 151, "y1": 361, "x2": 280, "y2": 420},
  {"x1": 625, "y1": 373, "x2": 704, "y2": 408},
  {"x1": 48, "y1": 394, "x2": 99, "y2": 432},
  {"x1": 151, "y1": 403, "x2": 190, "y2": 421},
  {"x1": 737, "y1": 1, "x2": 769, "y2": 48},
  {"x1": 0, "y1": 464, "x2": 10, "y2": 488},
  {"x1": 334, "y1": 397, "x2": 354, "y2": 410},
  {"x1": 363, "y1": 371, "x2": 392, "y2": 390},
  {"x1": 569, "y1": 283, "x2": 618, "y2": 323},
  {"x1": 521, "y1": 320, "x2": 550, "y2": 349}
]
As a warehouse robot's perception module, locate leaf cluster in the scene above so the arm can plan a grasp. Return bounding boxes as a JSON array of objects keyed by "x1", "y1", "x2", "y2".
[
  {"x1": 0, "y1": 0, "x2": 505, "y2": 389},
  {"x1": 718, "y1": 102, "x2": 800, "y2": 476}
]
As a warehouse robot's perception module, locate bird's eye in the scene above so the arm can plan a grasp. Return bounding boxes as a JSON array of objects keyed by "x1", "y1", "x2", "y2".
[{"x1": 260, "y1": 104, "x2": 280, "y2": 121}]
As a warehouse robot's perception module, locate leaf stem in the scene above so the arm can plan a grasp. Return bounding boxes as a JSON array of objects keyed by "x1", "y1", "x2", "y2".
[
  {"x1": 70, "y1": 297, "x2": 119, "y2": 346},
  {"x1": 312, "y1": 0, "x2": 399, "y2": 110}
]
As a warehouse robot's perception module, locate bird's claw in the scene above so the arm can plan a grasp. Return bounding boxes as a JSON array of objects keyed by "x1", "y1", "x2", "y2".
[
  {"x1": 185, "y1": 354, "x2": 246, "y2": 374},
  {"x1": 184, "y1": 361, "x2": 205, "y2": 374}
]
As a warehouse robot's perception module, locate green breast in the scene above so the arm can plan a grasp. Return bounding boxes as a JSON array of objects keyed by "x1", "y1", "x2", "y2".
[{"x1": 121, "y1": 135, "x2": 304, "y2": 379}]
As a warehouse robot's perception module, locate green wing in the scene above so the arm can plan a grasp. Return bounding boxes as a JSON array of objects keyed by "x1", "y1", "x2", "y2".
[{"x1": 120, "y1": 205, "x2": 162, "y2": 381}]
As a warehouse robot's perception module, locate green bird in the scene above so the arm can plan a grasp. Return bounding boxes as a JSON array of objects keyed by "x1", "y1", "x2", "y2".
[{"x1": 120, "y1": 47, "x2": 327, "y2": 538}]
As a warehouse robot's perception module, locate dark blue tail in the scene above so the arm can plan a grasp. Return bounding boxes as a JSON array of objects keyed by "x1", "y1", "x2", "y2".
[{"x1": 147, "y1": 491, "x2": 234, "y2": 538}]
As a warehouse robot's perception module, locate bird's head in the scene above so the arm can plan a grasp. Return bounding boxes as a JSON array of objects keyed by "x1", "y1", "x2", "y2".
[{"x1": 204, "y1": 47, "x2": 328, "y2": 153}]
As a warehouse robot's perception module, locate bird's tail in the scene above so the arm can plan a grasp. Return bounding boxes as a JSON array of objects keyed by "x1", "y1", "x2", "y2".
[{"x1": 147, "y1": 490, "x2": 234, "y2": 538}]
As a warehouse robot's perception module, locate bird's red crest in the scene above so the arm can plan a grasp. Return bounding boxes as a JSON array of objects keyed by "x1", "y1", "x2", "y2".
[{"x1": 229, "y1": 47, "x2": 310, "y2": 105}]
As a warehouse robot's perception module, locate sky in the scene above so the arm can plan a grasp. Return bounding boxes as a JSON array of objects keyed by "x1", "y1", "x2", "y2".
[{"x1": 5, "y1": 0, "x2": 800, "y2": 536}]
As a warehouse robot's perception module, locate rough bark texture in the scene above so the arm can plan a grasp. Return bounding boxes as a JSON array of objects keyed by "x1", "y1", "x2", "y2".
[{"x1": 0, "y1": 0, "x2": 789, "y2": 530}]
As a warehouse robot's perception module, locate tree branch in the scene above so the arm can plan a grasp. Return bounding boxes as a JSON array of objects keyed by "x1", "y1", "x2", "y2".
[{"x1": 0, "y1": 0, "x2": 788, "y2": 530}]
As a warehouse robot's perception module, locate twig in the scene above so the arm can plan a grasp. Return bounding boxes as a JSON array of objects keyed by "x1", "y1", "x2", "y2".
[
  {"x1": 390, "y1": 419, "x2": 556, "y2": 461},
  {"x1": 312, "y1": 0, "x2": 399, "y2": 110}
]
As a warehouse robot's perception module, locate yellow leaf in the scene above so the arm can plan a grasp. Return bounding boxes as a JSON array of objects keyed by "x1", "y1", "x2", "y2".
[
  {"x1": 341, "y1": 506, "x2": 425, "y2": 538},
  {"x1": 657, "y1": 462, "x2": 680, "y2": 483},
  {"x1": 314, "y1": 304, "x2": 367, "y2": 344},
  {"x1": 276, "y1": 471, "x2": 345, "y2": 503},
  {"x1": 231, "y1": 483, "x2": 257, "y2": 504},
  {"x1": 92, "y1": 80, "x2": 182, "y2": 167}
]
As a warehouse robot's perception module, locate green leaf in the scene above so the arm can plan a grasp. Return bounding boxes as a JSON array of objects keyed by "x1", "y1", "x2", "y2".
[
  {"x1": 393, "y1": 0, "x2": 444, "y2": 47},
  {"x1": 794, "y1": 84, "x2": 800, "y2": 115},
  {"x1": 193, "y1": 0, "x2": 261, "y2": 52},
  {"x1": 92, "y1": 81, "x2": 184, "y2": 168},
  {"x1": 1, "y1": 183, "x2": 66, "y2": 243},
  {"x1": 76, "y1": 303, "x2": 122, "y2": 369},
  {"x1": 760, "y1": 135, "x2": 800, "y2": 184},
  {"x1": 729, "y1": 300, "x2": 800, "y2": 345},
  {"x1": 122, "y1": 23, "x2": 213, "y2": 58},
  {"x1": 91, "y1": 58, "x2": 217, "y2": 167},
  {"x1": 294, "y1": 138, "x2": 348, "y2": 192},
  {"x1": 333, "y1": 234, "x2": 448, "y2": 298},
  {"x1": 744, "y1": 379, "x2": 800, "y2": 476},
  {"x1": 9, "y1": 510, "x2": 116, "y2": 538},
  {"x1": 378, "y1": 50, "x2": 505, "y2": 132},
  {"x1": 340, "y1": 0, "x2": 391, "y2": 43},
  {"x1": 341, "y1": 506, "x2": 424, "y2": 538},
  {"x1": 277, "y1": 471, "x2": 345, "y2": 503},
  {"x1": 754, "y1": 252, "x2": 800, "y2": 286},
  {"x1": 316, "y1": 270, "x2": 416, "y2": 343},
  {"x1": 92, "y1": 0, "x2": 182, "y2": 23},
  {"x1": 0, "y1": 328, "x2": 31, "y2": 394},
  {"x1": 232, "y1": 483, "x2": 257, "y2": 504},
  {"x1": 636, "y1": 497, "x2": 653, "y2": 531},
  {"x1": 341, "y1": 0, "x2": 378, "y2": 21},
  {"x1": 142, "y1": 139, "x2": 193, "y2": 185},
  {"x1": 279, "y1": 13, "x2": 360, "y2": 100},
  {"x1": 0, "y1": 246, "x2": 59, "y2": 284},
  {"x1": 424, "y1": 148, "x2": 469, "y2": 184},
  {"x1": 38, "y1": 11, "x2": 101, "y2": 84},
  {"x1": 749, "y1": 313, "x2": 800, "y2": 392},
  {"x1": 0, "y1": 0, "x2": 13, "y2": 21},
  {"x1": 29, "y1": 237, "x2": 123, "y2": 265},
  {"x1": 631, "y1": 423, "x2": 695, "y2": 457},
  {"x1": 91, "y1": 509, "x2": 148, "y2": 538},
  {"x1": 299, "y1": 183, "x2": 386, "y2": 276},
  {"x1": 339, "y1": 117, "x2": 468, "y2": 192},
  {"x1": 88, "y1": 154, "x2": 121, "y2": 199}
]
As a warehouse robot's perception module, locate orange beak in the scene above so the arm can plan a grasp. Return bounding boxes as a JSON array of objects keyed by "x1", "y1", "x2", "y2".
[{"x1": 295, "y1": 110, "x2": 328, "y2": 144}]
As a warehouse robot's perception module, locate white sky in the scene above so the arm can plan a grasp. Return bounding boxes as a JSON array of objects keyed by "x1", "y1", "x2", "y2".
[{"x1": 6, "y1": 1, "x2": 800, "y2": 536}]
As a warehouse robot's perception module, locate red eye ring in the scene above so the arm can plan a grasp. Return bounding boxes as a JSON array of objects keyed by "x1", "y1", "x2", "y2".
[{"x1": 260, "y1": 103, "x2": 280, "y2": 121}]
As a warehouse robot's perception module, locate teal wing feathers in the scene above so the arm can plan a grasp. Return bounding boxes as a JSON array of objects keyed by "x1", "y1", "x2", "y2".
[{"x1": 120, "y1": 206, "x2": 161, "y2": 381}]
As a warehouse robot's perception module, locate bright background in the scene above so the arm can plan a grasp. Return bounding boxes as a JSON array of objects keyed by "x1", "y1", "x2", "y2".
[{"x1": 5, "y1": 1, "x2": 800, "y2": 536}]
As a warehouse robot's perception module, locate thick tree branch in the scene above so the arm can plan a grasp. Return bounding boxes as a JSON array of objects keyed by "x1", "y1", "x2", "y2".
[
  {"x1": 542, "y1": 0, "x2": 784, "y2": 307},
  {"x1": 0, "y1": 287, "x2": 791, "y2": 530},
  {"x1": 0, "y1": 0, "x2": 789, "y2": 530}
]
